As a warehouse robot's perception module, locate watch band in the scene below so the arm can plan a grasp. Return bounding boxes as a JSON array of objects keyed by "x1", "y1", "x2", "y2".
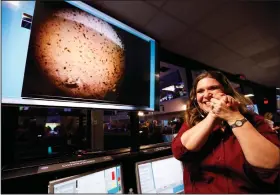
[{"x1": 230, "y1": 118, "x2": 248, "y2": 129}]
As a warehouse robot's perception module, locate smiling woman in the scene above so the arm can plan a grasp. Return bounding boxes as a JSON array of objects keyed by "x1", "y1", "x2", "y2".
[
  {"x1": 186, "y1": 71, "x2": 252, "y2": 127},
  {"x1": 172, "y1": 71, "x2": 280, "y2": 194}
]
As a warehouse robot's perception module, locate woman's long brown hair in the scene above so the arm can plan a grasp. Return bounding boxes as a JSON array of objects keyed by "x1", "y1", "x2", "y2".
[{"x1": 185, "y1": 71, "x2": 253, "y2": 127}]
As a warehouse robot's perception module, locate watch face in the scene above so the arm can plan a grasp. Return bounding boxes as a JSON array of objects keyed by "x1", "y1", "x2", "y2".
[{"x1": 236, "y1": 120, "x2": 243, "y2": 126}]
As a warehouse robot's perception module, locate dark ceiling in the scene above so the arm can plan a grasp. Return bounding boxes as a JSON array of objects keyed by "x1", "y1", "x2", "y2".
[{"x1": 87, "y1": 0, "x2": 280, "y2": 87}]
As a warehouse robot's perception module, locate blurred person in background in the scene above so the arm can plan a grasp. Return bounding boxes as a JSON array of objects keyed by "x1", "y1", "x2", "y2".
[{"x1": 264, "y1": 112, "x2": 280, "y2": 132}]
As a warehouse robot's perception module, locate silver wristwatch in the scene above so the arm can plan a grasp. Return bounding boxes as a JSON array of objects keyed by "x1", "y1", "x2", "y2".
[{"x1": 229, "y1": 118, "x2": 247, "y2": 129}]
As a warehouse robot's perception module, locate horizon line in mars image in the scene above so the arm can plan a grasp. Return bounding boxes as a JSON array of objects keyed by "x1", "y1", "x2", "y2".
[{"x1": 32, "y1": 6, "x2": 125, "y2": 100}]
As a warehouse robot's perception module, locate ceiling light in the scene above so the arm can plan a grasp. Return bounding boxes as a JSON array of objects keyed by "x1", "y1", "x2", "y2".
[
  {"x1": 138, "y1": 111, "x2": 144, "y2": 116},
  {"x1": 244, "y1": 94, "x2": 254, "y2": 97},
  {"x1": 162, "y1": 85, "x2": 175, "y2": 92}
]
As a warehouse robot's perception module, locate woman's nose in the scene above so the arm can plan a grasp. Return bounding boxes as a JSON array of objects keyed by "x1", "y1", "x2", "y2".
[{"x1": 204, "y1": 90, "x2": 213, "y2": 98}]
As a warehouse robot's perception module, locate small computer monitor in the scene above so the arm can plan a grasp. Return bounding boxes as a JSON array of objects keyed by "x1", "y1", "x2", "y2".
[
  {"x1": 48, "y1": 165, "x2": 123, "y2": 193},
  {"x1": 247, "y1": 104, "x2": 259, "y2": 114},
  {"x1": 253, "y1": 104, "x2": 259, "y2": 114},
  {"x1": 135, "y1": 155, "x2": 184, "y2": 194}
]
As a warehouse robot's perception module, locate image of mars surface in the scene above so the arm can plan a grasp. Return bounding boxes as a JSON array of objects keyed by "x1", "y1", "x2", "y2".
[
  {"x1": 32, "y1": 7, "x2": 125, "y2": 99},
  {"x1": 22, "y1": 1, "x2": 151, "y2": 107}
]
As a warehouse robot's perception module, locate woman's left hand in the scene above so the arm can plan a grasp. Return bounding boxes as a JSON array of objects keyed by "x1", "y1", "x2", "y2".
[
  {"x1": 213, "y1": 93, "x2": 240, "y2": 110},
  {"x1": 210, "y1": 96, "x2": 243, "y2": 122}
]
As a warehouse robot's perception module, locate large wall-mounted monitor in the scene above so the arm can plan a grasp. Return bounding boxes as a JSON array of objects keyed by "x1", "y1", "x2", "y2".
[
  {"x1": 135, "y1": 155, "x2": 184, "y2": 194},
  {"x1": 48, "y1": 165, "x2": 123, "y2": 193},
  {"x1": 2, "y1": 1, "x2": 159, "y2": 111}
]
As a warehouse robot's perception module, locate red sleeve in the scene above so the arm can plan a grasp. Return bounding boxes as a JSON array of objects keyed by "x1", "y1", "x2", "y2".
[
  {"x1": 244, "y1": 114, "x2": 280, "y2": 187},
  {"x1": 171, "y1": 122, "x2": 190, "y2": 160}
]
